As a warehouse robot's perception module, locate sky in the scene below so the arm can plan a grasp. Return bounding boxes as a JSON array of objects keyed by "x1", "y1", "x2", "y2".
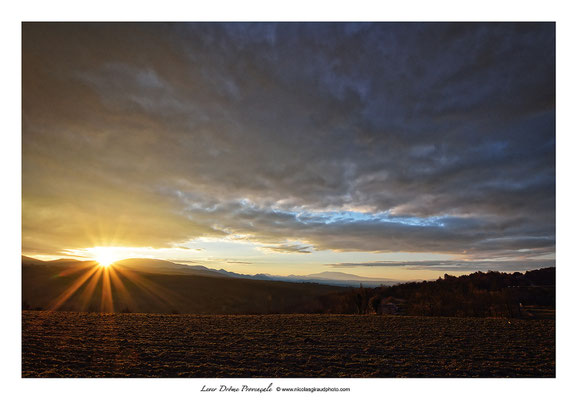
[{"x1": 21, "y1": 22, "x2": 555, "y2": 280}]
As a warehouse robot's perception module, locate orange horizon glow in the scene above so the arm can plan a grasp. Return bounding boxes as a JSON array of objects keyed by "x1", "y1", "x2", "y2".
[{"x1": 90, "y1": 247, "x2": 125, "y2": 268}]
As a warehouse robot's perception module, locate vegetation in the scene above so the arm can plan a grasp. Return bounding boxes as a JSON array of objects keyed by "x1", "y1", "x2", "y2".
[
  {"x1": 311, "y1": 268, "x2": 555, "y2": 318},
  {"x1": 22, "y1": 258, "x2": 554, "y2": 318},
  {"x1": 22, "y1": 266, "x2": 555, "y2": 377}
]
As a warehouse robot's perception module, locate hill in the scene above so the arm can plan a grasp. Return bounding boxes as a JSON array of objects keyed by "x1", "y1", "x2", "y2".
[
  {"x1": 22, "y1": 256, "x2": 401, "y2": 286},
  {"x1": 283, "y1": 271, "x2": 401, "y2": 287},
  {"x1": 22, "y1": 257, "x2": 554, "y2": 317},
  {"x1": 21, "y1": 257, "x2": 343, "y2": 314},
  {"x1": 313, "y1": 268, "x2": 555, "y2": 318}
]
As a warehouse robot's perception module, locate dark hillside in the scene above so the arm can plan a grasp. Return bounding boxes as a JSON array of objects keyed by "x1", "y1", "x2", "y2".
[
  {"x1": 310, "y1": 268, "x2": 555, "y2": 318},
  {"x1": 22, "y1": 261, "x2": 342, "y2": 314},
  {"x1": 22, "y1": 257, "x2": 554, "y2": 318}
]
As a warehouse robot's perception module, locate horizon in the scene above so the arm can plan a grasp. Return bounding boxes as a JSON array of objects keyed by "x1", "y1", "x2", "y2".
[
  {"x1": 21, "y1": 253, "x2": 555, "y2": 283},
  {"x1": 22, "y1": 22, "x2": 555, "y2": 282}
]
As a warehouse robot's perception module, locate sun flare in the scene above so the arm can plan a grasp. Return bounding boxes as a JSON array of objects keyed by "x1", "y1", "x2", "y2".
[{"x1": 91, "y1": 247, "x2": 121, "y2": 267}]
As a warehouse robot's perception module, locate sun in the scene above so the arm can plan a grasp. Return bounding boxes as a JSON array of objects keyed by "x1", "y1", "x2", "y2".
[{"x1": 91, "y1": 247, "x2": 121, "y2": 267}]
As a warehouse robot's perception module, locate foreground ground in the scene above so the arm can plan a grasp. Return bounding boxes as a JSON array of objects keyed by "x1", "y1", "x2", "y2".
[{"x1": 22, "y1": 311, "x2": 555, "y2": 377}]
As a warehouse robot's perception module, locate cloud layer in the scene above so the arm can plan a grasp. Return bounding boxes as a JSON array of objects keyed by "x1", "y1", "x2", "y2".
[
  {"x1": 22, "y1": 23, "x2": 555, "y2": 263},
  {"x1": 328, "y1": 259, "x2": 555, "y2": 272}
]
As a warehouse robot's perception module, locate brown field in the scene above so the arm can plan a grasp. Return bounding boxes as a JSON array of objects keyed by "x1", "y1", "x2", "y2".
[{"x1": 22, "y1": 311, "x2": 554, "y2": 378}]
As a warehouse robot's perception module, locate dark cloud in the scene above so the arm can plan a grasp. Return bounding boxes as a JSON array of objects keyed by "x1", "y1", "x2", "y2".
[
  {"x1": 328, "y1": 259, "x2": 555, "y2": 272},
  {"x1": 225, "y1": 261, "x2": 255, "y2": 265},
  {"x1": 260, "y1": 244, "x2": 313, "y2": 254},
  {"x1": 405, "y1": 265, "x2": 554, "y2": 272},
  {"x1": 22, "y1": 23, "x2": 555, "y2": 260}
]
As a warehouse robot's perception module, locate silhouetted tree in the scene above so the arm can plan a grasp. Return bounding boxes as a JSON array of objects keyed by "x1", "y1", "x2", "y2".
[
  {"x1": 369, "y1": 295, "x2": 382, "y2": 314},
  {"x1": 316, "y1": 267, "x2": 553, "y2": 318}
]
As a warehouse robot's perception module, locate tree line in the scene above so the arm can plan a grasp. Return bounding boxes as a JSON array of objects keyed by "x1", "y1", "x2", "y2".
[{"x1": 302, "y1": 268, "x2": 555, "y2": 318}]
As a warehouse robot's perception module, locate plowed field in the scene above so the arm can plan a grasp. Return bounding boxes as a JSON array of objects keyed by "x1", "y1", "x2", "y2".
[{"x1": 22, "y1": 311, "x2": 554, "y2": 377}]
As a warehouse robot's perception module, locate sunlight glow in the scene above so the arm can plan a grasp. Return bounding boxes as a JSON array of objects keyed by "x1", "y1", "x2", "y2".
[
  {"x1": 90, "y1": 247, "x2": 123, "y2": 267},
  {"x1": 46, "y1": 258, "x2": 179, "y2": 313}
]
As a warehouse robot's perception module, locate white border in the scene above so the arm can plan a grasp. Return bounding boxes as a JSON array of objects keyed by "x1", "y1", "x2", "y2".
[{"x1": 4, "y1": 1, "x2": 577, "y2": 399}]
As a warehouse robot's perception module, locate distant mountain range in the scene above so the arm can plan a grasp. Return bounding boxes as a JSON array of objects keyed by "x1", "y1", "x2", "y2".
[
  {"x1": 283, "y1": 271, "x2": 401, "y2": 287},
  {"x1": 22, "y1": 256, "x2": 401, "y2": 287},
  {"x1": 22, "y1": 256, "x2": 553, "y2": 317},
  {"x1": 211, "y1": 267, "x2": 401, "y2": 287},
  {"x1": 22, "y1": 256, "x2": 347, "y2": 314}
]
